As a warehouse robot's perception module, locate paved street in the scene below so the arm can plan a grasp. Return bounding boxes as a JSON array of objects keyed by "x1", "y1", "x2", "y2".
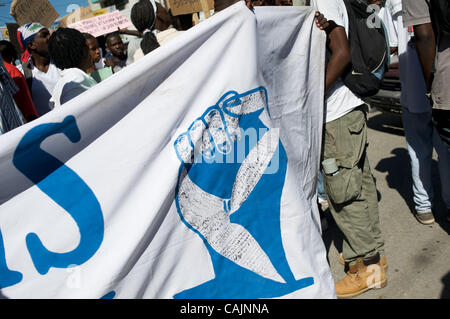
[{"x1": 322, "y1": 109, "x2": 450, "y2": 299}]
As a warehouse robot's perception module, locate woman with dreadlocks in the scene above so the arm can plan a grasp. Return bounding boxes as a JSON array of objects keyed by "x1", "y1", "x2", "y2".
[{"x1": 48, "y1": 28, "x2": 98, "y2": 108}]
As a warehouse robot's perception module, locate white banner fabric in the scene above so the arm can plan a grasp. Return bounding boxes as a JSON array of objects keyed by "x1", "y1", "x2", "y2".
[{"x1": 0, "y1": 3, "x2": 335, "y2": 299}]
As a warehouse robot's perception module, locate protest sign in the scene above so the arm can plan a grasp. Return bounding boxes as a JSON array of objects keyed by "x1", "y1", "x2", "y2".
[
  {"x1": 0, "y1": 27, "x2": 9, "y2": 41},
  {"x1": 10, "y1": 0, "x2": 59, "y2": 28},
  {"x1": 167, "y1": 0, "x2": 214, "y2": 16},
  {"x1": 0, "y1": 3, "x2": 334, "y2": 299},
  {"x1": 93, "y1": 5, "x2": 117, "y2": 16},
  {"x1": 68, "y1": 10, "x2": 133, "y2": 38},
  {"x1": 59, "y1": 6, "x2": 95, "y2": 28},
  {"x1": 93, "y1": 9, "x2": 108, "y2": 16}
]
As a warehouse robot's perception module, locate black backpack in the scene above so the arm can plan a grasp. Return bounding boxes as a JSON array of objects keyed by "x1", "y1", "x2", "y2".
[
  {"x1": 342, "y1": 0, "x2": 389, "y2": 97},
  {"x1": 430, "y1": 0, "x2": 450, "y2": 36}
]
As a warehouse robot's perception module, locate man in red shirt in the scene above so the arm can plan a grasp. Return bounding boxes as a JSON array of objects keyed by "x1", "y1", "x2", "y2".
[{"x1": 0, "y1": 40, "x2": 38, "y2": 122}]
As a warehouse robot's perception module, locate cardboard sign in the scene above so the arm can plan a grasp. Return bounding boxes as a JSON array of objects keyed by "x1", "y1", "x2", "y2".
[
  {"x1": 68, "y1": 10, "x2": 133, "y2": 38},
  {"x1": 167, "y1": 0, "x2": 214, "y2": 16},
  {"x1": 10, "y1": 0, "x2": 59, "y2": 28},
  {"x1": 59, "y1": 6, "x2": 95, "y2": 28}
]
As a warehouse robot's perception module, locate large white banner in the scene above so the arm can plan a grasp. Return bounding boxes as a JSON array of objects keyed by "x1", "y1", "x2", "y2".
[{"x1": 0, "y1": 3, "x2": 335, "y2": 299}]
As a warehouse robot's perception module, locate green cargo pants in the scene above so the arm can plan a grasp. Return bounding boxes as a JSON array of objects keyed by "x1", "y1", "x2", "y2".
[{"x1": 321, "y1": 105, "x2": 385, "y2": 265}]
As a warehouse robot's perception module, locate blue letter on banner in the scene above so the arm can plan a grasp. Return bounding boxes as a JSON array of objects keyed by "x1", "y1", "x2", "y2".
[
  {"x1": 13, "y1": 116, "x2": 104, "y2": 275},
  {"x1": 0, "y1": 228, "x2": 23, "y2": 289}
]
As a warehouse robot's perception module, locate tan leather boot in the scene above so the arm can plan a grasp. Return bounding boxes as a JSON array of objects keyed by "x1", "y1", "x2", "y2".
[
  {"x1": 335, "y1": 257, "x2": 387, "y2": 299},
  {"x1": 339, "y1": 253, "x2": 388, "y2": 270}
]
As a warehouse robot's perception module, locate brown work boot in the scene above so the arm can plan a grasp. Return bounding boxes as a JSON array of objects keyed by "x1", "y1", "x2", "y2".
[
  {"x1": 335, "y1": 255, "x2": 387, "y2": 299},
  {"x1": 415, "y1": 211, "x2": 435, "y2": 225},
  {"x1": 339, "y1": 253, "x2": 388, "y2": 270}
]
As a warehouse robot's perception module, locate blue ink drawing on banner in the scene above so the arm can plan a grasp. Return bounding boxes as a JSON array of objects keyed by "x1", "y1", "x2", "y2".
[
  {"x1": 100, "y1": 291, "x2": 116, "y2": 299},
  {"x1": 0, "y1": 228, "x2": 23, "y2": 289},
  {"x1": 12, "y1": 116, "x2": 104, "y2": 276},
  {"x1": 173, "y1": 87, "x2": 314, "y2": 299}
]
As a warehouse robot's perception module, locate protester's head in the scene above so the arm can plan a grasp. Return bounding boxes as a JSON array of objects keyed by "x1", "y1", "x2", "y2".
[
  {"x1": 48, "y1": 28, "x2": 92, "y2": 72},
  {"x1": 17, "y1": 23, "x2": 50, "y2": 60},
  {"x1": 83, "y1": 33, "x2": 101, "y2": 64},
  {"x1": 131, "y1": 0, "x2": 156, "y2": 33},
  {"x1": 105, "y1": 32, "x2": 126, "y2": 60},
  {"x1": 0, "y1": 40, "x2": 18, "y2": 64},
  {"x1": 141, "y1": 31, "x2": 160, "y2": 55}
]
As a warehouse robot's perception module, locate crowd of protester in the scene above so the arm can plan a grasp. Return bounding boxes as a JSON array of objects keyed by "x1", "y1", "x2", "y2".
[
  {"x1": 0, "y1": 0, "x2": 183, "y2": 129},
  {"x1": 0, "y1": 0, "x2": 448, "y2": 299}
]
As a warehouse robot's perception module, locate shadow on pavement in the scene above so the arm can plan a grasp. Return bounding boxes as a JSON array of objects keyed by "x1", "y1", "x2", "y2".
[
  {"x1": 368, "y1": 111, "x2": 404, "y2": 136},
  {"x1": 375, "y1": 148, "x2": 450, "y2": 234},
  {"x1": 375, "y1": 148, "x2": 415, "y2": 214},
  {"x1": 441, "y1": 272, "x2": 450, "y2": 299}
]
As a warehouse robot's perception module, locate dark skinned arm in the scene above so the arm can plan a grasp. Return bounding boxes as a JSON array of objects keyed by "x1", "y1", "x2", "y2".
[
  {"x1": 314, "y1": 12, "x2": 351, "y2": 93},
  {"x1": 413, "y1": 22, "x2": 436, "y2": 93},
  {"x1": 118, "y1": 28, "x2": 144, "y2": 38},
  {"x1": 315, "y1": 12, "x2": 351, "y2": 93},
  {"x1": 324, "y1": 24, "x2": 351, "y2": 93}
]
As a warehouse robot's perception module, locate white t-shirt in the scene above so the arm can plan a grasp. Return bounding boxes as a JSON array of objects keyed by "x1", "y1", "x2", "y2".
[
  {"x1": 156, "y1": 28, "x2": 183, "y2": 46},
  {"x1": 30, "y1": 61, "x2": 61, "y2": 116},
  {"x1": 50, "y1": 68, "x2": 98, "y2": 108},
  {"x1": 126, "y1": 36, "x2": 143, "y2": 66},
  {"x1": 380, "y1": 2, "x2": 431, "y2": 113},
  {"x1": 95, "y1": 49, "x2": 105, "y2": 70},
  {"x1": 311, "y1": 0, "x2": 365, "y2": 123}
]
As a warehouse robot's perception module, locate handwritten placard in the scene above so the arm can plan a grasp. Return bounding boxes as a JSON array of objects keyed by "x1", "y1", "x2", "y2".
[
  {"x1": 68, "y1": 11, "x2": 133, "y2": 38},
  {"x1": 10, "y1": 0, "x2": 59, "y2": 28},
  {"x1": 167, "y1": 0, "x2": 214, "y2": 16}
]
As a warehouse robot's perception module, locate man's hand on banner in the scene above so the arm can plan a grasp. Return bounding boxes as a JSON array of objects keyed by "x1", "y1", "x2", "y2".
[{"x1": 314, "y1": 11, "x2": 336, "y2": 35}]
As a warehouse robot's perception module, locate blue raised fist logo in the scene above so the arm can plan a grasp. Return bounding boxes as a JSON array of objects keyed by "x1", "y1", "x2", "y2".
[{"x1": 173, "y1": 87, "x2": 314, "y2": 299}]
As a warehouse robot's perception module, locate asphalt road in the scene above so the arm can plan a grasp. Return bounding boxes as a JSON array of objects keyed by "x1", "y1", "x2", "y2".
[{"x1": 321, "y1": 108, "x2": 450, "y2": 299}]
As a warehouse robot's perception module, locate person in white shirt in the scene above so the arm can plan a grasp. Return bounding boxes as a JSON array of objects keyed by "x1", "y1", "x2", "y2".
[
  {"x1": 47, "y1": 28, "x2": 97, "y2": 108},
  {"x1": 312, "y1": 0, "x2": 386, "y2": 298},
  {"x1": 17, "y1": 23, "x2": 62, "y2": 116},
  {"x1": 129, "y1": 0, "x2": 183, "y2": 62},
  {"x1": 379, "y1": 0, "x2": 450, "y2": 225}
]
